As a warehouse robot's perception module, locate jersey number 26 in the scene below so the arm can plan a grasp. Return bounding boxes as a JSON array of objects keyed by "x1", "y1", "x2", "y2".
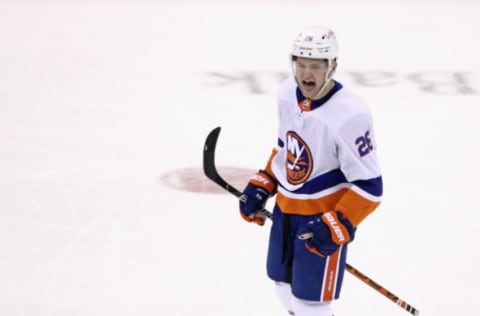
[{"x1": 355, "y1": 131, "x2": 373, "y2": 157}]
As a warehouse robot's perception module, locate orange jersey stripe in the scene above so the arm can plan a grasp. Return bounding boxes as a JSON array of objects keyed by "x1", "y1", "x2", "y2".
[
  {"x1": 276, "y1": 188, "x2": 348, "y2": 216},
  {"x1": 276, "y1": 187, "x2": 380, "y2": 226},
  {"x1": 335, "y1": 188, "x2": 380, "y2": 226}
]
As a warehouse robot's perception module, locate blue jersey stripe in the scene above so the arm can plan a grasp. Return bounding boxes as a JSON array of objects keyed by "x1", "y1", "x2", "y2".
[
  {"x1": 352, "y1": 176, "x2": 383, "y2": 197},
  {"x1": 278, "y1": 169, "x2": 383, "y2": 197},
  {"x1": 279, "y1": 168, "x2": 347, "y2": 194}
]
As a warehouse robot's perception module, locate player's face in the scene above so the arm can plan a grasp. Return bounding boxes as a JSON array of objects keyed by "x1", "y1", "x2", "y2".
[{"x1": 294, "y1": 57, "x2": 330, "y2": 99}]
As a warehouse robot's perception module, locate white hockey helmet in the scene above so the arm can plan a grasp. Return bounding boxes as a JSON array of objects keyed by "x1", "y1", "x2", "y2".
[{"x1": 291, "y1": 26, "x2": 339, "y2": 62}]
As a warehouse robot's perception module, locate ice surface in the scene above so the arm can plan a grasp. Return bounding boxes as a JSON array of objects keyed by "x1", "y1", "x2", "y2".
[{"x1": 0, "y1": 1, "x2": 479, "y2": 315}]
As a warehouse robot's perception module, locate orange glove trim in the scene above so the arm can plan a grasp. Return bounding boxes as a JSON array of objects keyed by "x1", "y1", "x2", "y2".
[
  {"x1": 240, "y1": 211, "x2": 265, "y2": 226},
  {"x1": 248, "y1": 171, "x2": 276, "y2": 194},
  {"x1": 321, "y1": 211, "x2": 351, "y2": 246},
  {"x1": 305, "y1": 242, "x2": 325, "y2": 257}
]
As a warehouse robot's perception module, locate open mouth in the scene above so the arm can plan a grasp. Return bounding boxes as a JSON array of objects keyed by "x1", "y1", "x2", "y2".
[{"x1": 302, "y1": 80, "x2": 316, "y2": 91}]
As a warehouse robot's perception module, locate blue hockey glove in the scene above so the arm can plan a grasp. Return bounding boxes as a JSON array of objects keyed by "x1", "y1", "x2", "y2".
[
  {"x1": 300, "y1": 211, "x2": 355, "y2": 257},
  {"x1": 239, "y1": 170, "x2": 276, "y2": 226}
]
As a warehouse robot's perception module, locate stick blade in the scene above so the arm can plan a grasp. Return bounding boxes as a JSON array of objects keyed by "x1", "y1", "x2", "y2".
[{"x1": 203, "y1": 126, "x2": 221, "y2": 180}]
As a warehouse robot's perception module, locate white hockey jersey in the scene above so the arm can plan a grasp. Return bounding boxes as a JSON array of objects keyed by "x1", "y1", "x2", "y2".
[{"x1": 266, "y1": 76, "x2": 382, "y2": 226}]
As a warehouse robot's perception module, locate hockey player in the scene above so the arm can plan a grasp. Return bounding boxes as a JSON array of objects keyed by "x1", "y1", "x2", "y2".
[{"x1": 239, "y1": 26, "x2": 383, "y2": 316}]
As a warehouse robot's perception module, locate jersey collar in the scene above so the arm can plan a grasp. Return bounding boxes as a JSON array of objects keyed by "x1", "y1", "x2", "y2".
[{"x1": 296, "y1": 80, "x2": 343, "y2": 112}]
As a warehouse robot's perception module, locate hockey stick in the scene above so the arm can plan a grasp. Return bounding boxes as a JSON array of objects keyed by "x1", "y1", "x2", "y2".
[
  {"x1": 202, "y1": 126, "x2": 272, "y2": 220},
  {"x1": 203, "y1": 126, "x2": 420, "y2": 316}
]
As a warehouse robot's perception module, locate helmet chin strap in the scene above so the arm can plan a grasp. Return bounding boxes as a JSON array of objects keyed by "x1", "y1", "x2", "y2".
[{"x1": 312, "y1": 61, "x2": 335, "y2": 100}]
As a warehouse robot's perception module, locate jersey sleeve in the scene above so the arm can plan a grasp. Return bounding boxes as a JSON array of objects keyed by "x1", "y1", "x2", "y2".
[
  {"x1": 334, "y1": 112, "x2": 383, "y2": 226},
  {"x1": 264, "y1": 147, "x2": 279, "y2": 179}
]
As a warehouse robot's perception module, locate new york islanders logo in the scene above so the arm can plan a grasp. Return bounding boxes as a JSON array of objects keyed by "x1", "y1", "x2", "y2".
[{"x1": 286, "y1": 131, "x2": 313, "y2": 185}]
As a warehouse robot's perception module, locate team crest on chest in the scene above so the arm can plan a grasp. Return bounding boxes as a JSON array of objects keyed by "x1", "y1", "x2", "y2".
[{"x1": 286, "y1": 131, "x2": 313, "y2": 184}]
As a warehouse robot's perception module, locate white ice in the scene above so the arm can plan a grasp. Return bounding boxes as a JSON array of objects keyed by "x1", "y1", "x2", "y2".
[{"x1": 0, "y1": 1, "x2": 479, "y2": 315}]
